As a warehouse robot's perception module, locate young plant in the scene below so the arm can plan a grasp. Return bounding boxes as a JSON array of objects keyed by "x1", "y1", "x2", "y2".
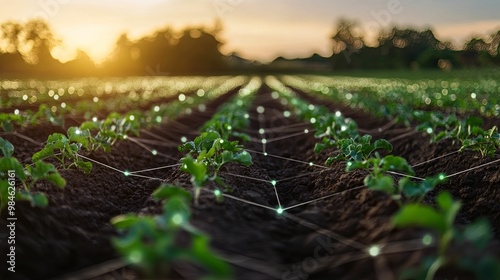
[
  {"x1": 32, "y1": 128, "x2": 93, "y2": 174},
  {"x1": 179, "y1": 131, "x2": 252, "y2": 203},
  {"x1": 460, "y1": 126, "x2": 499, "y2": 157},
  {"x1": 393, "y1": 192, "x2": 500, "y2": 280},
  {"x1": 111, "y1": 184, "x2": 232, "y2": 279},
  {"x1": 0, "y1": 137, "x2": 66, "y2": 213},
  {"x1": 324, "y1": 134, "x2": 392, "y2": 164}
]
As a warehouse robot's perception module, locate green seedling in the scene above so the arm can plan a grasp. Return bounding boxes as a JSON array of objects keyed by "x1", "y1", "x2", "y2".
[
  {"x1": 179, "y1": 131, "x2": 252, "y2": 203},
  {"x1": 461, "y1": 126, "x2": 499, "y2": 157},
  {"x1": 325, "y1": 134, "x2": 392, "y2": 164},
  {"x1": 0, "y1": 138, "x2": 66, "y2": 212},
  {"x1": 394, "y1": 192, "x2": 500, "y2": 280},
  {"x1": 111, "y1": 184, "x2": 231, "y2": 279},
  {"x1": 32, "y1": 128, "x2": 93, "y2": 174}
]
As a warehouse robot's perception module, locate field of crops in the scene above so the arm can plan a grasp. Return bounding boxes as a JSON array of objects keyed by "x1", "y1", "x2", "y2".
[{"x1": 1, "y1": 71, "x2": 499, "y2": 280}]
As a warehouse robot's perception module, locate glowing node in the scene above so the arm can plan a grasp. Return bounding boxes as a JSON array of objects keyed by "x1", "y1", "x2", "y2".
[
  {"x1": 341, "y1": 125, "x2": 347, "y2": 131},
  {"x1": 244, "y1": 113, "x2": 250, "y2": 119},
  {"x1": 271, "y1": 92, "x2": 280, "y2": 99},
  {"x1": 75, "y1": 129, "x2": 81, "y2": 135},
  {"x1": 256, "y1": 106, "x2": 265, "y2": 114},
  {"x1": 263, "y1": 152, "x2": 268, "y2": 156},
  {"x1": 227, "y1": 125, "x2": 232, "y2": 131},
  {"x1": 214, "y1": 189, "x2": 221, "y2": 196},
  {"x1": 129, "y1": 115, "x2": 135, "y2": 121},
  {"x1": 309, "y1": 162, "x2": 313, "y2": 166},
  {"x1": 422, "y1": 234, "x2": 433, "y2": 246},
  {"x1": 283, "y1": 111, "x2": 291, "y2": 118},
  {"x1": 426, "y1": 128, "x2": 433, "y2": 134},
  {"x1": 276, "y1": 207, "x2": 284, "y2": 214},
  {"x1": 151, "y1": 149, "x2": 158, "y2": 156},
  {"x1": 93, "y1": 97, "x2": 99, "y2": 103},
  {"x1": 261, "y1": 139, "x2": 267, "y2": 144},
  {"x1": 335, "y1": 111, "x2": 342, "y2": 117},
  {"x1": 310, "y1": 117, "x2": 316, "y2": 124},
  {"x1": 471, "y1": 93, "x2": 477, "y2": 99},
  {"x1": 61, "y1": 102, "x2": 66, "y2": 108},
  {"x1": 270, "y1": 180, "x2": 277, "y2": 186},
  {"x1": 172, "y1": 213, "x2": 183, "y2": 225},
  {"x1": 368, "y1": 245, "x2": 380, "y2": 257},
  {"x1": 219, "y1": 139, "x2": 224, "y2": 144},
  {"x1": 308, "y1": 104, "x2": 315, "y2": 110},
  {"x1": 259, "y1": 128, "x2": 265, "y2": 135},
  {"x1": 14, "y1": 109, "x2": 19, "y2": 115},
  {"x1": 438, "y1": 174, "x2": 446, "y2": 180},
  {"x1": 123, "y1": 171, "x2": 130, "y2": 177},
  {"x1": 154, "y1": 105, "x2": 160, "y2": 112},
  {"x1": 304, "y1": 129, "x2": 309, "y2": 134},
  {"x1": 178, "y1": 93, "x2": 186, "y2": 101},
  {"x1": 181, "y1": 136, "x2": 187, "y2": 143},
  {"x1": 92, "y1": 116, "x2": 98, "y2": 122}
]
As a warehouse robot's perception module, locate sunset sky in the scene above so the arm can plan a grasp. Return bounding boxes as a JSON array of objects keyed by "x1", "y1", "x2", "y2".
[{"x1": 1, "y1": 0, "x2": 500, "y2": 63}]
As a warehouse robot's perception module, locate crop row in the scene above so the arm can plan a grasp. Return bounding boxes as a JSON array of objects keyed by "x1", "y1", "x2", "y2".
[{"x1": 266, "y1": 76, "x2": 500, "y2": 279}]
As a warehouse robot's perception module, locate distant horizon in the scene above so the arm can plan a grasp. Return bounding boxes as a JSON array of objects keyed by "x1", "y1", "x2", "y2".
[{"x1": 1, "y1": 0, "x2": 500, "y2": 64}]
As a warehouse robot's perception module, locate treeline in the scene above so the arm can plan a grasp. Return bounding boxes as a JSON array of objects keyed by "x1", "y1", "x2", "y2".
[
  {"x1": 1, "y1": 18, "x2": 500, "y2": 77},
  {"x1": 0, "y1": 19, "x2": 228, "y2": 77},
  {"x1": 331, "y1": 19, "x2": 500, "y2": 70}
]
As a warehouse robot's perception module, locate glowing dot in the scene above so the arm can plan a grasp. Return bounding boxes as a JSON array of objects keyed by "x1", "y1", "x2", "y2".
[
  {"x1": 178, "y1": 94, "x2": 186, "y2": 101},
  {"x1": 51, "y1": 106, "x2": 57, "y2": 113},
  {"x1": 156, "y1": 116, "x2": 162, "y2": 123},
  {"x1": 93, "y1": 97, "x2": 99, "y2": 103},
  {"x1": 181, "y1": 136, "x2": 187, "y2": 143},
  {"x1": 129, "y1": 250, "x2": 143, "y2": 264},
  {"x1": 309, "y1": 162, "x2": 313, "y2": 166},
  {"x1": 123, "y1": 135, "x2": 128, "y2": 139},
  {"x1": 219, "y1": 139, "x2": 224, "y2": 144},
  {"x1": 426, "y1": 128, "x2": 433, "y2": 134},
  {"x1": 183, "y1": 164, "x2": 187, "y2": 169},
  {"x1": 263, "y1": 152, "x2": 268, "y2": 156},
  {"x1": 283, "y1": 111, "x2": 291, "y2": 117},
  {"x1": 53, "y1": 94, "x2": 59, "y2": 100},
  {"x1": 368, "y1": 245, "x2": 380, "y2": 257},
  {"x1": 308, "y1": 104, "x2": 315, "y2": 110},
  {"x1": 22, "y1": 94, "x2": 28, "y2": 100},
  {"x1": 14, "y1": 109, "x2": 19, "y2": 115},
  {"x1": 196, "y1": 89, "x2": 205, "y2": 97},
  {"x1": 347, "y1": 162, "x2": 352, "y2": 167},
  {"x1": 341, "y1": 125, "x2": 347, "y2": 131},
  {"x1": 438, "y1": 174, "x2": 446, "y2": 180},
  {"x1": 271, "y1": 92, "x2": 279, "y2": 99},
  {"x1": 244, "y1": 113, "x2": 249, "y2": 119},
  {"x1": 48, "y1": 90, "x2": 54, "y2": 97},
  {"x1": 227, "y1": 125, "x2": 232, "y2": 130},
  {"x1": 335, "y1": 111, "x2": 342, "y2": 117},
  {"x1": 172, "y1": 214, "x2": 183, "y2": 225},
  {"x1": 151, "y1": 149, "x2": 158, "y2": 155},
  {"x1": 75, "y1": 129, "x2": 81, "y2": 135},
  {"x1": 276, "y1": 207, "x2": 284, "y2": 214},
  {"x1": 123, "y1": 171, "x2": 130, "y2": 177},
  {"x1": 422, "y1": 234, "x2": 433, "y2": 246},
  {"x1": 262, "y1": 139, "x2": 267, "y2": 144},
  {"x1": 154, "y1": 106, "x2": 160, "y2": 112},
  {"x1": 471, "y1": 93, "x2": 476, "y2": 99},
  {"x1": 304, "y1": 129, "x2": 309, "y2": 134},
  {"x1": 256, "y1": 106, "x2": 265, "y2": 114},
  {"x1": 214, "y1": 189, "x2": 221, "y2": 196},
  {"x1": 271, "y1": 180, "x2": 277, "y2": 186},
  {"x1": 129, "y1": 115, "x2": 135, "y2": 121},
  {"x1": 61, "y1": 102, "x2": 66, "y2": 108},
  {"x1": 310, "y1": 118, "x2": 316, "y2": 124},
  {"x1": 259, "y1": 129, "x2": 265, "y2": 135}
]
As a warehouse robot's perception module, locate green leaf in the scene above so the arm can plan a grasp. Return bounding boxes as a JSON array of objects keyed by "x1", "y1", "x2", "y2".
[
  {"x1": 181, "y1": 156, "x2": 208, "y2": 188},
  {"x1": 365, "y1": 174, "x2": 394, "y2": 194},
  {"x1": 393, "y1": 204, "x2": 447, "y2": 233},
  {"x1": 189, "y1": 234, "x2": 232, "y2": 278},
  {"x1": 463, "y1": 218, "x2": 492, "y2": 249},
  {"x1": 233, "y1": 150, "x2": 252, "y2": 166},
  {"x1": 30, "y1": 193, "x2": 49, "y2": 207},
  {"x1": 373, "y1": 139, "x2": 393, "y2": 153},
  {"x1": 111, "y1": 213, "x2": 141, "y2": 230},
  {"x1": 0, "y1": 137, "x2": 14, "y2": 157},
  {"x1": 76, "y1": 160, "x2": 92, "y2": 174},
  {"x1": 2, "y1": 121, "x2": 13, "y2": 132},
  {"x1": 152, "y1": 184, "x2": 191, "y2": 202},
  {"x1": 0, "y1": 157, "x2": 26, "y2": 180}
]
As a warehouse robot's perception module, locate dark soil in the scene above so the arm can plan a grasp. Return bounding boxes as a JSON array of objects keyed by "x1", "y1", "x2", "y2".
[{"x1": 1, "y1": 85, "x2": 499, "y2": 280}]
